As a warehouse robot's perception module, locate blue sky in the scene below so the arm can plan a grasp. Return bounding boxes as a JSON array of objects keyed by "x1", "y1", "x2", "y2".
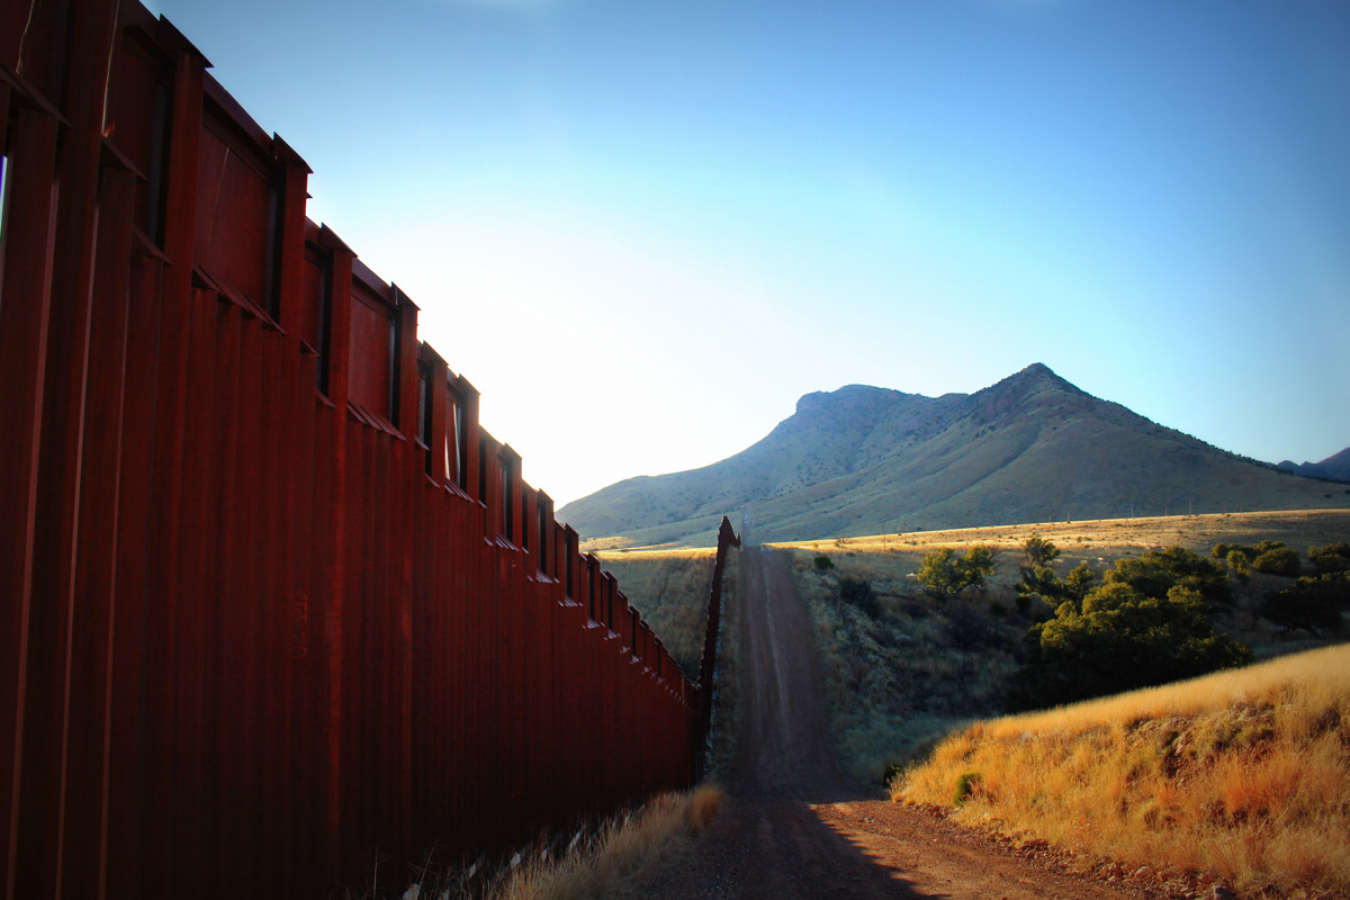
[{"x1": 150, "y1": 0, "x2": 1350, "y2": 507}]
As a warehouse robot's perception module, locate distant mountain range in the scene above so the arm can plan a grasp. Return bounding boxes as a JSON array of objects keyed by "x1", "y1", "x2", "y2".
[
  {"x1": 558, "y1": 363, "x2": 1350, "y2": 548},
  {"x1": 1277, "y1": 448, "x2": 1350, "y2": 483}
]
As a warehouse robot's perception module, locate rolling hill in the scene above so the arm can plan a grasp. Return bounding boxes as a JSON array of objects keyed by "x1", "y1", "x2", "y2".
[{"x1": 559, "y1": 363, "x2": 1349, "y2": 547}]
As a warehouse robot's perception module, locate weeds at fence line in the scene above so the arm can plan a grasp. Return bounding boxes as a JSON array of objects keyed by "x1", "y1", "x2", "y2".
[{"x1": 371, "y1": 784, "x2": 725, "y2": 900}]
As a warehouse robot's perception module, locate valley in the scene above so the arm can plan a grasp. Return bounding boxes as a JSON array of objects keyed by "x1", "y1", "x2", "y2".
[{"x1": 628, "y1": 548, "x2": 1137, "y2": 900}]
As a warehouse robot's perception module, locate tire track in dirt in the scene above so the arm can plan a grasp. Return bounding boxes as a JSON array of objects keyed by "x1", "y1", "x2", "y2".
[{"x1": 636, "y1": 546, "x2": 1142, "y2": 900}]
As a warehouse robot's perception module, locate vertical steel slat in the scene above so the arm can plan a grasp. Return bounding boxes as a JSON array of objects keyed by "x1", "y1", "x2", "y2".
[
  {"x1": 256, "y1": 328, "x2": 289, "y2": 896},
  {"x1": 104, "y1": 250, "x2": 166, "y2": 900},
  {"x1": 20, "y1": 2, "x2": 122, "y2": 892},
  {"x1": 0, "y1": 106, "x2": 60, "y2": 900},
  {"x1": 205, "y1": 302, "x2": 243, "y2": 899},
  {"x1": 61, "y1": 161, "x2": 137, "y2": 900},
  {"x1": 169, "y1": 285, "x2": 222, "y2": 899},
  {"x1": 282, "y1": 345, "x2": 320, "y2": 897},
  {"x1": 226, "y1": 319, "x2": 266, "y2": 898}
]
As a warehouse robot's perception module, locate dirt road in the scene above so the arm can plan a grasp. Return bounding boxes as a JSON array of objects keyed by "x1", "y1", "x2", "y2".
[{"x1": 640, "y1": 547, "x2": 1142, "y2": 900}]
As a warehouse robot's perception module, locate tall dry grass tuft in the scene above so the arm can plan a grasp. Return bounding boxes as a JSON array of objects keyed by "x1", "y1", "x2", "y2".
[
  {"x1": 894, "y1": 644, "x2": 1350, "y2": 898},
  {"x1": 483, "y1": 784, "x2": 726, "y2": 900},
  {"x1": 686, "y1": 783, "x2": 724, "y2": 832}
]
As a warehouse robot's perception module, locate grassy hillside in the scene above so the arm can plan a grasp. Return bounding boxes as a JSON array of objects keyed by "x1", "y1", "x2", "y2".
[
  {"x1": 894, "y1": 644, "x2": 1350, "y2": 899},
  {"x1": 594, "y1": 548, "x2": 718, "y2": 679},
  {"x1": 774, "y1": 510, "x2": 1350, "y2": 782}
]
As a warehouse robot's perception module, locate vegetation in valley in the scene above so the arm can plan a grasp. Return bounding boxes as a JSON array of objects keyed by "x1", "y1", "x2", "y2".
[
  {"x1": 772, "y1": 510, "x2": 1350, "y2": 783},
  {"x1": 789, "y1": 547, "x2": 1021, "y2": 782},
  {"x1": 893, "y1": 645, "x2": 1350, "y2": 899},
  {"x1": 1007, "y1": 546, "x2": 1253, "y2": 709}
]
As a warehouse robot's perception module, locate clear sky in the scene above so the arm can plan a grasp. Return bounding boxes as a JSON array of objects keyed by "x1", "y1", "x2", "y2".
[{"x1": 149, "y1": 0, "x2": 1350, "y2": 507}]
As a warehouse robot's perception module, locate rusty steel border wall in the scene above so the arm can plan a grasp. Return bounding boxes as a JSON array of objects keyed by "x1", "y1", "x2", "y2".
[
  {"x1": 697, "y1": 517, "x2": 742, "y2": 766},
  {"x1": 0, "y1": 3, "x2": 704, "y2": 897}
]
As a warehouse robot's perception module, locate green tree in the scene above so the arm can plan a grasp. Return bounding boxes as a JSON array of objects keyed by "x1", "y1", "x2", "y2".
[
  {"x1": 1022, "y1": 535, "x2": 1061, "y2": 568},
  {"x1": 916, "y1": 545, "x2": 997, "y2": 607},
  {"x1": 1017, "y1": 565, "x2": 1062, "y2": 600},
  {"x1": 813, "y1": 555, "x2": 835, "y2": 571},
  {"x1": 917, "y1": 548, "x2": 963, "y2": 605},
  {"x1": 1252, "y1": 546, "x2": 1301, "y2": 577},
  {"x1": 962, "y1": 545, "x2": 997, "y2": 591},
  {"x1": 1263, "y1": 576, "x2": 1346, "y2": 635},
  {"x1": 1309, "y1": 542, "x2": 1350, "y2": 576},
  {"x1": 1009, "y1": 583, "x2": 1252, "y2": 709},
  {"x1": 1063, "y1": 562, "x2": 1097, "y2": 606},
  {"x1": 1261, "y1": 542, "x2": 1350, "y2": 635},
  {"x1": 1225, "y1": 548, "x2": 1254, "y2": 581},
  {"x1": 1016, "y1": 536, "x2": 1065, "y2": 614},
  {"x1": 1103, "y1": 546, "x2": 1231, "y2": 608}
]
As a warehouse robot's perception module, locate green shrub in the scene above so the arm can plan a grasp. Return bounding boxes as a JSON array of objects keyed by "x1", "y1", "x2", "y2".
[
  {"x1": 1252, "y1": 546, "x2": 1301, "y2": 577},
  {"x1": 1263, "y1": 576, "x2": 1347, "y2": 635},
  {"x1": 1017, "y1": 564, "x2": 1063, "y2": 601},
  {"x1": 1103, "y1": 546, "x2": 1231, "y2": 608},
  {"x1": 1226, "y1": 547, "x2": 1254, "y2": 580},
  {"x1": 813, "y1": 555, "x2": 835, "y2": 571},
  {"x1": 839, "y1": 576, "x2": 880, "y2": 617},
  {"x1": 1063, "y1": 562, "x2": 1096, "y2": 604},
  {"x1": 954, "y1": 771, "x2": 983, "y2": 805},
  {"x1": 1022, "y1": 535, "x2": 1060, "y2": 568},
  {"x1": 917, "y1": 545, "x2": 997, "y2": 606},
  {"x1": 1309, "y1": 542, "x2": 1350, "y2": 576},
  {"x1": 1009, "y1": 582, "x2": 1252, "y2": 709}
]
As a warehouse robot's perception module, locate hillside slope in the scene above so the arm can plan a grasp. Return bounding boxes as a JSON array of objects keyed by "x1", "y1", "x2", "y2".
[
  {"x1": 897, "y1": 645, "x2": 1350, "y2": 898},
  {"x1": 560, "y1": 364, "x2": 1348, "y2": 547}
]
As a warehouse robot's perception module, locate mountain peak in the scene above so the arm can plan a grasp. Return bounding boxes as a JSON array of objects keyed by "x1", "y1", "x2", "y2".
[
  {"x1": 1009, "y1": 361, "x2": 1069, "y2": 385},
  {"x1": 974, "y1": 363, "x2": 1084, "y2": 414},
  {"x1": 794, "y1": 384, "x2": 903, "y2": 416},
  {"x1": 557, "y1": 364, "x2": 1342, "y2": 547}
]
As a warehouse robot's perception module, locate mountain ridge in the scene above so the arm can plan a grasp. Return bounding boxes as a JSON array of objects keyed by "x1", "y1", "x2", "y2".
[
  {"x1": 1277, "y1": 447, "x2": 1350, "y2": 483},
  {"x1": 559, "y1": 364, "x2": 1348, "y2": 547}
]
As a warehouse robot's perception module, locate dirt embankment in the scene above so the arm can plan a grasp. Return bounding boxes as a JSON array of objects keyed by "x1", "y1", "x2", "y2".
[{"x1": 635, "y1": 547, "x2": 1142, "y2": 900}]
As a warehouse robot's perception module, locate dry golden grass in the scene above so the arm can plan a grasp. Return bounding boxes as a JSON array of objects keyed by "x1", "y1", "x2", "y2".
[
  {"x1": 771, "y1": 509, "x2": 1350, "y2": 591},
  {"x1": 481, "y1": 784, "x2": 726, "y2": 900},
  {"x1": 894, "y1": 644, "x2": 1350, "y2": 898},
  {"x1": 593, "y1": 547, "x2": 718, "y2": 677}
]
